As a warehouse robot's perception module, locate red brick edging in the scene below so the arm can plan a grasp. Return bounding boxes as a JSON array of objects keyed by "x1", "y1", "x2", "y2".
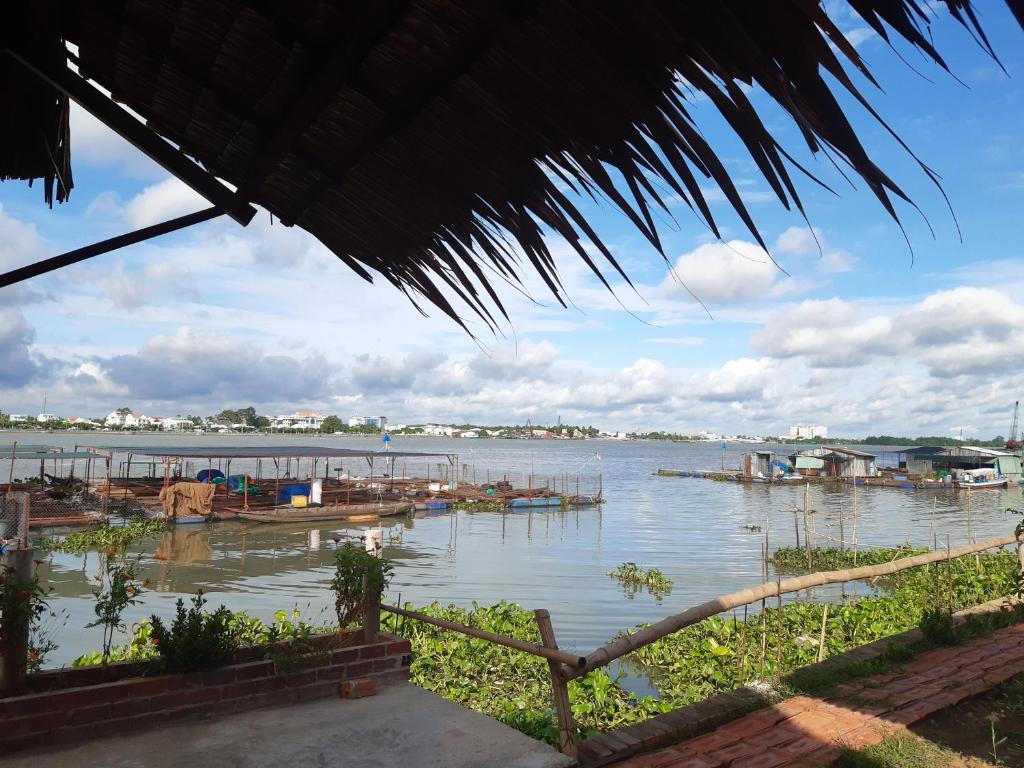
[
  {"x1": 0, "y1": 632, "x2": 411, "y2": 753},
  {"x1": 611, "y1": 623, "x2": 1024, "y2": 767}
]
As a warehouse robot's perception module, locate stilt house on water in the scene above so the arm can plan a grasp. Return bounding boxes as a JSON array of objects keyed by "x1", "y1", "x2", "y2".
[{"x1": 789, "y1": 447, "x2": 877, "y2": 479}]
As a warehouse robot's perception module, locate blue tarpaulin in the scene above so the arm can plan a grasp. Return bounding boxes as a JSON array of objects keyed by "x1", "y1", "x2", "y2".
[
  {"x1": 197, "y1": 469, "x2": 225, "y2": 483},
  {"x1": 278, "y1": 483, "x2": 311, "y2": 501}
]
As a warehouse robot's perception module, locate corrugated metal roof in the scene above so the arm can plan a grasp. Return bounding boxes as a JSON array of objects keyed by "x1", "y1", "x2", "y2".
[
  {"x1": 80, "y1": 445, "x2": 456, "y2": 460},
  {"x1": 0, "y1": 450, "x2": 99, "y2": 460}
]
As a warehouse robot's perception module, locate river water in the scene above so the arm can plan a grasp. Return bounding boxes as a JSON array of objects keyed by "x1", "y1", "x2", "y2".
[{"x1": 17, "y1": 433, "x2": 1022, "y2": 670}]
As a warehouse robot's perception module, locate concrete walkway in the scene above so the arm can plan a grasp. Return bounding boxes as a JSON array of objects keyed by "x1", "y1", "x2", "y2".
[
  {"x1": 610, "y1": 622, "x2": 1024, "y2": 768},
  {"x1": 5, "y1": 683, "x2": 574, "y2": 768}
]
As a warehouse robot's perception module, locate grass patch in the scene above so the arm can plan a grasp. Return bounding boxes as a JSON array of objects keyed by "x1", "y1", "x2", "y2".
[{"x1": 838, "y1": 733, "x2": 977, "y2": 768}]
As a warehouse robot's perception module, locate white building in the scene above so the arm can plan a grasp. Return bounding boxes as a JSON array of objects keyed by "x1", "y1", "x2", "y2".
[
  {"x1": 273, "y1": 412, "x2": 324, "y2": 430},
  {"x1": 104, "y1": 409, "x2": 151, "y2": 428},
  {"x1": 162, "y1": 417, "x2": 193, "y2": 431},
  {"x1": 37, "y1": 413, "x2": 61, "y2": 423},
  {"x1": 788, "y1": 425, "x2": 828, "y2": 439},
  {"x1": 8, "y1": 414, "x2": 28, "y2": 422},
  {"x1": 68, "y1": 417, "x2": 101, "y2": 428},
  {"x1": 348, "y1": 416, "x2": 387, "y2": 429},
  {"x1": 419, "y1": 424, "x2": 454, "y2": 437}
]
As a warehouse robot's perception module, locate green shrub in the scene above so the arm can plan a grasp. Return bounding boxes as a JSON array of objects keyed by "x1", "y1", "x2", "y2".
[
  {"x1": 149, "y1": 592, "x2": 236, "y2": 673},
  {"x1": 331, "y1": 543, "x2": 393, "y2": 627},
  {"x1": 919, "y1": 608, "x2": 959, "y2": 646}
]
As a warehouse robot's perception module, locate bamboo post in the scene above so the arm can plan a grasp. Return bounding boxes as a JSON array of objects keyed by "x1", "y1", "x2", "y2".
[
  {"x1": 803, "y1": 484, "x2": 811, "y2": 568},
  {"x1": 946, "y1": 535, "x2": 953, "y2": 616},
  {"x1": 930, "y1": 497, "x2": 936, "y2": 551},
  {"x1": 816, "y1": 604, "x2": 829, "y2": 663},
  {"x1": 6, "y1": 441, "x2": 16, "y2": 493},
  {"x1": 839, "y1": 500, "x2": 844, "y2": 552},
  {"x1": 534, "y1": 609, "x2": 577, "y2": 758},
  {"x1": 966, "y1": 488, "x2": 973, "y2": 545},
  {"x1": 774, "y1": 577, "x2": 783, "y2": 670},
  {"x1": 852, "y1": 477, "x2": 860, "y2": 566},
  {"x1": 793, "y1": 508, "x2": 800, "y2": 549}
]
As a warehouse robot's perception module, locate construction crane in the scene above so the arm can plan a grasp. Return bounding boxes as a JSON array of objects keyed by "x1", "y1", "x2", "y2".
[{"x1": 1006, "y1": 401, "x2": 1021, "y2": 451}]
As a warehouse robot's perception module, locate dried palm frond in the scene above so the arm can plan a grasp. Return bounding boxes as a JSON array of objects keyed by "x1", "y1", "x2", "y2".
[{"x1": 3, "y1": 1, "x2": 1022, "y2": 328}]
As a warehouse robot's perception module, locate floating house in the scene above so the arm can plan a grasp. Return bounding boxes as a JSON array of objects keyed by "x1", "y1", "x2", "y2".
[
  {"x1": 790, "y1": 446, "x2": 877, "y2": 478},
  {"x1": 900, "y1": 446, "x2": 1022, "y2": 485},
  {"x1": 742, "y1": 450, "x2": 786, "y2": 478}
]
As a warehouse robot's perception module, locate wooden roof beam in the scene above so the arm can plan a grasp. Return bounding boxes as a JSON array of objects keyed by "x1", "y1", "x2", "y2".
[
  {"x1": 0, "y1": 207, "x2": 224, "y2": 287},
  {"x1": 3, "y1": 47, "x2": 257, "y2": 227}
]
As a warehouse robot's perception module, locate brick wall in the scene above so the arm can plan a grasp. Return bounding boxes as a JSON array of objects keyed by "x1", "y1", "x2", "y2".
[{"x1": 0, "y1": 632, "x2": 411, "y2": 753}]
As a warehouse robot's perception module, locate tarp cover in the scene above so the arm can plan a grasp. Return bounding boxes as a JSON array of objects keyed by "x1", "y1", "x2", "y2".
[{"x1": 159, "y1": 482, "x2": 215, "y2": 519}]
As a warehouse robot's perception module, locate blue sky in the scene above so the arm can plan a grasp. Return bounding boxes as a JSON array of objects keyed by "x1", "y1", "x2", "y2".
[{"x1": 1, "y1": 3, "x2": 1023, "y2": 437}]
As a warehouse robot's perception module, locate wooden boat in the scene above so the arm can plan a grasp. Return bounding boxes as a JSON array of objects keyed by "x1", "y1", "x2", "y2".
[{"x1": 238, "y1": 500, "x2": 414, "y2": 523}]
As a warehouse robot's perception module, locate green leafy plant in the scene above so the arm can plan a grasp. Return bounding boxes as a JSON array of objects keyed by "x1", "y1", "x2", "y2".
[
  {"x1": 73, "y1": 608, "x2": 336, "y2": 668},
  {"x1": 0, "y1": 562, "x2": 52, "y2": 672},
  {"x1": 39, "y1": 519, "x2": 167, "y2": 554},
  {"x1": 149, "y1": 591, "x2": 236, "y2": 673},
  {"x1": 331, "y1": 543, "x2": 393, "y2": 628},
  {"x1": 919, "y1": 607, "x2": 959, "y2": 646},
  {"x1": 28, "y1": 605, "x2": 68, "y2": 673},
  {"x1": 607, "y1": 562, "x2": 673, "y2": 599},
  {"x1": 264, "y1": 609, "x2": 325, "y2": 675},
  {"x1": 85, "y1": 548, "x2": 144, "y2": 666},
  {"x1": 73, "y1": 619, "x2": 157, "y2": 667}
]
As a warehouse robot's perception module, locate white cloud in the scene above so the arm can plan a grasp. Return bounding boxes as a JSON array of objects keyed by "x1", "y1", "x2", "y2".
[
  {"x1": 105, "y1": 260, "x2": 200, "y2": 310},
  {"x1": 70, "y1": 103, "x2": 163, "y2": 179},
  {"x1": 123, "y1": 178, "x2": 207, "y2": 228},
  {"x1": 754, "y1": 288, "x2": 1024, "y2": 381},
  {"x1": 775, "y1": 226, "x2": 856, "y2": 274},
  {"x1": 660, "y1": 241, "x2": 781, "y2": 304},
  {"x1": 0, "y1": 203, "x2": 50, "y2": 272},
  {"x1": 699, "y1": 358, "x2": 773, "y2": 402}
]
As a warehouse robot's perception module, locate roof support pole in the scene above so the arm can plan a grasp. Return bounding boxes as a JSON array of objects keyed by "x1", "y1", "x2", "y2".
[
  {"x1": 2, "y1": 48, "x2": 256, "y2": 226},
  {"x1": 0, "y1": 206, "x2": 223, "y2": 287}
]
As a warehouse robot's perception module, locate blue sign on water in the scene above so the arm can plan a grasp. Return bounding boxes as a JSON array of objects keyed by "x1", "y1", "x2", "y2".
[
  {"x1": 382, "y1": 434, "x2": 392, "y2": 443},
  {"x1": 721, "y1": 442, "x2": 727, "y2": 451}
]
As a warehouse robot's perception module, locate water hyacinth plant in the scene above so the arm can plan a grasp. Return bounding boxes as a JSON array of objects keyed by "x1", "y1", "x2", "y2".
[
  {"x1": 607, "y1": 562, "x2": 674, "y2": 600},
  {"x1": 38, "y1": 519, "x2": 167, "y2": 555}
]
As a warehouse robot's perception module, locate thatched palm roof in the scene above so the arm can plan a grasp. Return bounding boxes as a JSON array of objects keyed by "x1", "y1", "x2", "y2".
[{"x1": 2, "y1": 1, "x2": 1021, "y2": 329}]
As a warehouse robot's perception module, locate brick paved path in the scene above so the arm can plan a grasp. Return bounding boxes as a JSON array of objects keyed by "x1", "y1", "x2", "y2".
[{"x1": 610, "y1": 623, "x2": 1024, "y2": 768}]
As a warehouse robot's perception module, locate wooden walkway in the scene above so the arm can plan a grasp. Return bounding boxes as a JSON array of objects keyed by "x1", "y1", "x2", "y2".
[{"x1": 609, "y1": 622, "x2": 1024, "y2": 767}]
